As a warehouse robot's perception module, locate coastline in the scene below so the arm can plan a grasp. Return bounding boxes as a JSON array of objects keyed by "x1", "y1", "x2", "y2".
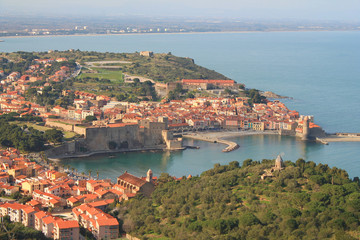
[
  {"x1": 50, "y1": 130, "x2": 279, "y2": 160},
  {"x1": 1, "y1": 29, "x2": 359, "y2": 40},
  {"x1": 48, "y1": 146, "x2": 182, "y2": 161},
  {"x1": 44, "y1": 130, "x2": 360, "y2": 162}
]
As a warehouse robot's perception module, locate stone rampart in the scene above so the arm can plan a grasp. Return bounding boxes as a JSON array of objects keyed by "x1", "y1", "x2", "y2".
[
  {"x1": 74, "y1": 126, "x2": 87, "y2": 136},
  {"x1": 85, "y1": 125, "x2": 142, "y2": 151},
  {"x1": 45, "y1": 120, "x2": 74, "y2": 132}
]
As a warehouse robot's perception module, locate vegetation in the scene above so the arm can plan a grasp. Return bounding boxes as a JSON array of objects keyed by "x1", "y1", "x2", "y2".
[
  {"x1": 246, "y1": 88, "x2": 267, "y2": 105},
  {"x1": 0, "y1": 216, "x2": 50, "y2": 240},
  {"x1": 115, "y1": 159, "x2": 360, "y2": 239},
  {"x1": 0, "y1": 112, "x2": 42, "y2": 122},
  {"x1": 44, "y1": 129, "x2": 64, "y2": 144},
  {"x1": 25, "y1": 81, "x2": 75, "y2": 107},
  {"x1": 78, "y1": 68, "x2": 124, "y2": 83},
  {"x1": 1, "y1": 51, "x2": 228, "y2": 83},
  {"x1": 0, "y1": 52, "x2": 76, "y2": 77},
  {"x1": 0, "y1": 113, "x2": 67, "y2": 151},
  {"x1": 0, "y1": 119, "x2": 46, "y2": 152},
  {"x1": 1, "y1": 50, "x2": 236, "y2": 103}
]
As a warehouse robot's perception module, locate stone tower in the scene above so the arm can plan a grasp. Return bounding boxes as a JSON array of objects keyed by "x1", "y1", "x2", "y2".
[
  {"x1": 275, "y1": 154, "x2": 284, "y2": 170},
  {"x1": 302, "y1": 116, "x2": 310, "y2": 141},
  {"x1": 146, "y1": 169, "x2": 153, "y2": 183}
]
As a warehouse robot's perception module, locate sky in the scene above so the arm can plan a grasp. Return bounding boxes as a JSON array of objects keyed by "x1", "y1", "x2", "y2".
[{"x1": 1, "y1": 0, "x2": 360, "y2": 21}]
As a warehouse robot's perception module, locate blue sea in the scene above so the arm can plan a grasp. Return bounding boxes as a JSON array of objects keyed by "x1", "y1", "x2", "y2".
[{"x1": 1, "y1": 31, "x2": 359, "y2": 179}]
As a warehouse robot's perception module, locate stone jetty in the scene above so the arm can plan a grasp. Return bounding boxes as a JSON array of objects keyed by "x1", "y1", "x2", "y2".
[{"x1": 183, "y1": 133, "x2": 239, "y2": 153}]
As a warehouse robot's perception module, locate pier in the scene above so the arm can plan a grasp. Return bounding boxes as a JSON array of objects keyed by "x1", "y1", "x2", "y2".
[
  {"x1": 183, "y1": 133, "x2": 239, "y2": 153},
  {"x1": 316, "y1": 133, "x2": 360, "y2": 144}
]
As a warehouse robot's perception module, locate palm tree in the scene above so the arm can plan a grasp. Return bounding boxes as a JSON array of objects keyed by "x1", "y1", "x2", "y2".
[
  {"x1": 88, "y1": 170, "x2": 92, "y2": 178},
  {"x1": 96, "y1": 171, "x2": 99, "y2": 180}
]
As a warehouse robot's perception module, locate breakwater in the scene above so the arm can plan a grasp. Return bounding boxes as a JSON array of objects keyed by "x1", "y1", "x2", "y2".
[
  {"x1": 183, "y1": 133, "x2": 240, "y2": 152},
  {"x1": 317, "y1": 133, "x2": 360, "y2": 143}
]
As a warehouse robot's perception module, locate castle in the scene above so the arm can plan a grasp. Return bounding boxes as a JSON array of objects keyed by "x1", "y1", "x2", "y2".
[{"x1": 46, "y1": 117, "x2": 183, "y2": 157}]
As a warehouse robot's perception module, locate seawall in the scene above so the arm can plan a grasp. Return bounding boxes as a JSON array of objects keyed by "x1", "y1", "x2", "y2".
[
  {"x1": 317, "y1": 133, "x2": 360, "y2": 143},
  {"x1": 183, "y1": 133, "x2": 239, "y2": 152}
]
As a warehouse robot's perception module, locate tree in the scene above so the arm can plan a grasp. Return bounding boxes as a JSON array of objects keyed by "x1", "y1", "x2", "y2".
[
  {"x1": 224, "y1": 88, "x2": 232, "y2": 95},
  {"x1": 44, "y1": 129, "x2": 63, "y2": 144},
  {"x1": 85, "y1": 115, "x2": 97, "y2": 122},
  {"x1": 239, "y1": 212, "x2": 260, "y2": 226}
]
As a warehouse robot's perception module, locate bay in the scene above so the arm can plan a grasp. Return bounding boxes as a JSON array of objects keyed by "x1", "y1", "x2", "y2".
[
  {"x1": 1, "y1": 31, "x2": 359, "y2": 178},
  {"x1": 61, "y1": 136, "x2": 360, "y2": 181}
]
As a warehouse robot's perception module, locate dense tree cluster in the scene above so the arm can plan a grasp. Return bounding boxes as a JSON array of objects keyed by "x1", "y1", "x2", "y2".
[
  {"x1": 0, "y1": 116, "x2": 63, "y2": 152},
  {"x1": 0, "y1": 216, "x2": 50, "y2": 240},
  {"x1": 0, "y1": 119, "x2": 46, "y2": 152},
  {"x1": 246, "y1": 89, "x2": 267, "y2": 105},
  {"x1": 115, "y1": 159, "x2": 360, "y2": 239},
  {"x1": 0, "y1": 52, "x2": 38, "y2": 75},
  {"x1": 0, "y1": 112, "x2": 42, "y2": 122}
]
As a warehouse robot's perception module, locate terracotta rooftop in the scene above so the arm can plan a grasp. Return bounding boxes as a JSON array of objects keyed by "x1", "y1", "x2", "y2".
[
  {"x1": 117, "y1": 172, "x2": 147, "y2": 187},
  {"x1": 56, "y1": 220, "x2": 79, "y2": 229},
  {"x1": 97, "y1": 218, "x2": 119, "y2": 226}
]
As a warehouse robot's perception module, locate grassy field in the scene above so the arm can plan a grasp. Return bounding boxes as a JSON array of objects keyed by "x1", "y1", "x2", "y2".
[
  {"x1": 11, "y1": 122, "x2": 78, "y2": 140},
  {"x1": 79, "y1": 68, "x2": 124, "y2": 83},
  {"x1": 12, "y1": 121, "x2": 53, "y2": 132}
]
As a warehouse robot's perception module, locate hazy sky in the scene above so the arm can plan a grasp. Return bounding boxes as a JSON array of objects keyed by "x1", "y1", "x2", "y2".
[{"x1": 1, "y1": 0, "x2": 359, "y2": 21}]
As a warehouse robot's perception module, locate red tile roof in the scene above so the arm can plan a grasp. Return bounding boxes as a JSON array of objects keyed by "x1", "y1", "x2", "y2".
[
  {"x1": 117, "y1": 172, "x2": 146, "y2": 187},
  {"x1": 56, "y1": 220, "x2": 79, "y2": 229}
]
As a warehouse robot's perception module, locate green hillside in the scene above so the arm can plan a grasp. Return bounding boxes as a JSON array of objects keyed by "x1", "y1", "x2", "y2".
[
  {"x1": 114, "y1": 159, "x2": 360, "y2": 240},
  {"x1": 2, "y1": 51, "x2": 229, "y2": 83}
]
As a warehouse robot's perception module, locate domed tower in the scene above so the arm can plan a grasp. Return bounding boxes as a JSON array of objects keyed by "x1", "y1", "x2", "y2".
[
  {"x1": 302, "y1": 116, "x2": 310, "y2": 141},
  {"x1": 146, "y1": 169, "x2": 153, "y2": 183},
  {"x1": 275, "y1": 154, "x2": 284, "y2": 170}
]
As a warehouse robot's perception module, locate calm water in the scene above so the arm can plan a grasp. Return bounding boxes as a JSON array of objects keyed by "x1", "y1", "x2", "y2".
[
  {"x1": 62, "y1": 136, "x2": 360, "y2": 181},
  {"x1": 1, "y1": 31, "x2": 359, "y2": 178}
]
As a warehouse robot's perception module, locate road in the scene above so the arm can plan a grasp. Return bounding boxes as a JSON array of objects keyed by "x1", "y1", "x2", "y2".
[{"x1": 69, "y1": 62, "x2": 82, "y2": 79}]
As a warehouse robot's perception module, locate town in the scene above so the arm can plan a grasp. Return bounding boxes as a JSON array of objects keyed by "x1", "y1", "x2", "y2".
[
  {"x1": 0, "y1": 52, "x2": 327, "y2": 239},
  {"x1": 0, "y1": 146, "x2": 159, "y2": 239},
  {"x1": 0, "y1": 53, "x2": 326, "y2": 156}
]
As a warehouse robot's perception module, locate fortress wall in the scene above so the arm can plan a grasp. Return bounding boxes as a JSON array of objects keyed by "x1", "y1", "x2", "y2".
[
  {"x1": 310, "y1": 127, "x2": 326, "y2": 138},
  {"x1": 45, "y1": 141, "x2": 78, "y2": 157},
  {"x1": 45, "y1": 121, "x2": 74, "y2": 132},
  {"x1": 73, "y1": 126, "x2": 87, "y2": 136},
  {"x1": 85, "y1": 125, "x2": 141, "y2": 151},
  {"x1": 143, "y1": 122, "x2": 167, "y2": 147}
]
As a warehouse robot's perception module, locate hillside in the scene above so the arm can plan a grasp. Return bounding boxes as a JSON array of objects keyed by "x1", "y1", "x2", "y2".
[
  {"x1": 114, "y1": 159, "x2": 360, "y2": 240},
  {"x1": 2, "y1": 51, "x2": 229, "y2": 83}
]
